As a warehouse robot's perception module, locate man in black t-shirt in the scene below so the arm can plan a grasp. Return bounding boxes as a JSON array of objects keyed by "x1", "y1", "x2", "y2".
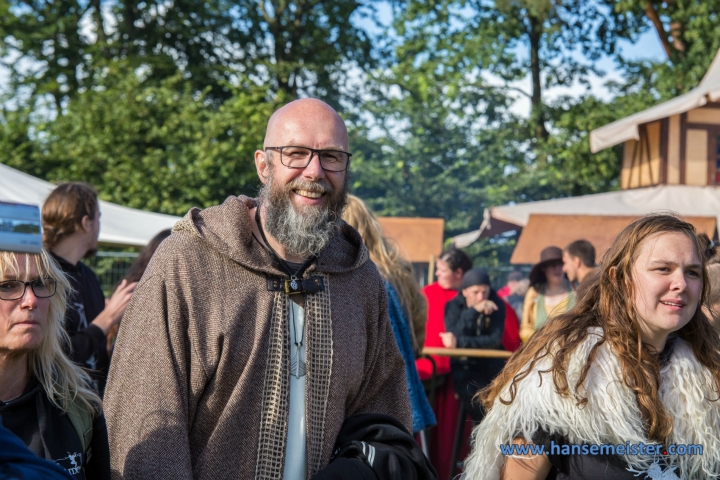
[{"x1": 42, "y1": 183, "x2": 137, "y2": 394}]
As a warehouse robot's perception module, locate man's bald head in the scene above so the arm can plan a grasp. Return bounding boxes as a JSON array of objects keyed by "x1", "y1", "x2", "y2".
[{"x1": 263, "y1": 98, "x2": 349, "y2": 151}]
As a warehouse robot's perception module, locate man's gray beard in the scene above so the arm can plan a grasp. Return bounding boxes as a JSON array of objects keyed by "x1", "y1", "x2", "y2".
[{"x1": 258, "y1": 169, "x2": 348, "y2": 259}]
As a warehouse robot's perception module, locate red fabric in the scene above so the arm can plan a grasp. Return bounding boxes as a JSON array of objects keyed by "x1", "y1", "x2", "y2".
[
  {"x1": 502, "y1": 299, "x2": 522, "y2": 352},
  {"x1": 416, "y1": 283, "x2": 466, "y2": 480},
  {"x1": 427, "y1": 377, "x2": 473, "y2": 480},
  {"x1": 416, "y1": 282, "x2": 458, "y2": 380},
  {"x1": 497, "y1": 285, "x2": 511, "y2": 298}
]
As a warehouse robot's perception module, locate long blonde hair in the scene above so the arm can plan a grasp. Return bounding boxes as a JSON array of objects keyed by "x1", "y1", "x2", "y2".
[
  {"x1": 343, "y1": 195, "x2": 427, "y2": 351},
  {"x1": 1, "y1": 250, "x2": 101, "y2": 414}
]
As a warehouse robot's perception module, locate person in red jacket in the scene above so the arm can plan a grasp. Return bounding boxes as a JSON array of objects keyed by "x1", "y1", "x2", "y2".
[{"x1": 416, "y1": 248, "x2": 471, "y2": 480}]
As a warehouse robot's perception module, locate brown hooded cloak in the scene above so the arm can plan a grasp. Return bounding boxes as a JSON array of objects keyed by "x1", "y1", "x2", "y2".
[{"x1": 104, "y1": 196, "x2": 411, "y2": 479}]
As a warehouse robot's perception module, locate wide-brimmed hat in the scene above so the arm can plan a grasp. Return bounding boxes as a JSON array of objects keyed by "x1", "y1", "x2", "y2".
[{"x1": 529, "y1": 246, "x2": 563, "y2": 286}]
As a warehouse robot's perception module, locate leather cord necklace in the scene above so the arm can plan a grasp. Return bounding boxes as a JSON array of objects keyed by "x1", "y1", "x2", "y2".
[{"x1": 255, "y1": 205, "x2": 314, "y2": 351}]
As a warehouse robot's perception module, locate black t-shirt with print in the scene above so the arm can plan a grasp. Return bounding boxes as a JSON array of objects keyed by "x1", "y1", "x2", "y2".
[
  {"x1": 0, "y1": 377, "x2": 110, "y2": 480},
  {"x1": 50, "y1": 253, "x2": 108, "y2": 394}
]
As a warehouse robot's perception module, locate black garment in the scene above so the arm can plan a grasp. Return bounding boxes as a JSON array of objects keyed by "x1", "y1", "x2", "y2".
[
  {"x1": 531, "y1": 428, "x2": 638, "y2": 480},
  {"x1": 311, "y1": 414, "x2": 437, "y2": 480},
  {"x1": 51, "y1": 253, "x2": 108, "y2": 394},
  {"x1": 444, "y1": 291, "x2": 506, "y2": 421},
  {"x1": 0, "y1": 377, "x2": 110, "y2": 480},
  {"x1": 0, "y1": 418, "x2": 73, "y2": 480}
]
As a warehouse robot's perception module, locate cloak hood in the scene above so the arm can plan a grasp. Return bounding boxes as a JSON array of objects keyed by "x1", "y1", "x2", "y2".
[{"x1": 172, "y1": 195, "x2": 368, "y2": 277}]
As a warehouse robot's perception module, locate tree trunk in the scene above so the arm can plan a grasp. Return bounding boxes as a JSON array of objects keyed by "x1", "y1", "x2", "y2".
[
  {"x1": 92, "y1": 0, "x2": 107, "y2": 47},
  {"x1": 528, "y1": 13, "x2": 547, "y2": 142}
]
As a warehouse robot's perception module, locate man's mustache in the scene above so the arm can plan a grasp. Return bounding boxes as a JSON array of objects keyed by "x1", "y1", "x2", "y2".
[{"x1": 285, "y1": 178, "x2": 333, "y2": 195}]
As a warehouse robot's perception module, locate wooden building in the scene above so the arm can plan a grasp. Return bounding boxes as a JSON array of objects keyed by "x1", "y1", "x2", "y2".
[
  {"x1": 377, "y1": 217, "x2": 444, "y2": 285},
  {"x1": 590, "y1": 49, "x2": 720, "y2": 189}
]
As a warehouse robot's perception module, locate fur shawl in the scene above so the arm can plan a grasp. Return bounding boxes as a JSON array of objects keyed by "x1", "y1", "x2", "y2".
[{"x1": 462, "y1": 327, "x2": 720, "y2": 479}]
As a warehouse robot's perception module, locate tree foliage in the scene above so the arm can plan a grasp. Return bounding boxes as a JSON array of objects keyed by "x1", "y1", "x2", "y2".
[{"x1": 2, "y1": 0, "x2": 720, "y2": 264}]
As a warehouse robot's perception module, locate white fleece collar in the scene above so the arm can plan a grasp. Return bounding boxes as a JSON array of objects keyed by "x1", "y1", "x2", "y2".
[{"x1": 462, "y1": 327, "x2": 720, "y2": 480}]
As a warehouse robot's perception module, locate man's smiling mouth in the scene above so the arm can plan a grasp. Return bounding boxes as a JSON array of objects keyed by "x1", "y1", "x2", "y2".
[{"x1": 295, "y1": 189, "x2": 323, "y2": 199}]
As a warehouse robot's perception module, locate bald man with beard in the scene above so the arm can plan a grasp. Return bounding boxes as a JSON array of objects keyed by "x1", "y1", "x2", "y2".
[{"x1": 104, "y1": 99, "x2": 435, "y2": 480}]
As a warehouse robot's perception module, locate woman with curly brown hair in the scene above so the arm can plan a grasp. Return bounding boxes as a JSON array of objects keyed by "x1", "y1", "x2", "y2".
[{"x1": 462, "y1": 214, "x2": 720, "y2": 480}]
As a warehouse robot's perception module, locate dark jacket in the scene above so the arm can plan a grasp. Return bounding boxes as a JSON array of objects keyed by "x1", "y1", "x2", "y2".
[
  {"x1": 50, "y1": 253, "x2": 108, "y2": 394},
  {"x1": 311, "y1": 414, "x2": 437, "y2": 480},
  {"x1": 444, "y1": 290, "x2": 506, "y2": 408},
  {"x1": 444, "y1": 291, "x2": 505, "y2": 354},
  {"x1": 0, "y1": 418, "x2": 73, "y2": 480},
  {"x1": 0, "y1": 377, "x2": 111, "y2": 480}
]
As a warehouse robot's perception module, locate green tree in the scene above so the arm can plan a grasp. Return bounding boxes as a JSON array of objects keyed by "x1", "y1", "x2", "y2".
[
  {"x1": 612, "y1": 0, "x2": 720, "y2": 96},
  {"x1": 4, "y1": 65, "x2": 278, "y2": 215},
  {"x1": 349, "y1": 0, "x2": 636, "y2": 241}
]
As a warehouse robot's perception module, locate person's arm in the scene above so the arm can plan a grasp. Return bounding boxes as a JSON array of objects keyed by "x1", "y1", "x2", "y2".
[
  {"x1": 501, "y1": 437, "x2": 552, "y2": 480},
  {"x1": 67, "y1": 279, "x2": 136, "y2": 369},
  {"x1": 67, "y1": 324, "x2": 108, "y2": 365},
  {"x1": 0, "y1": 421, "x2": 73, "y2": 480},
  {"x1": 440, "y1": 298, "x2": 464, "y2": 348},
  {"x1": 452, "y1": 308, "x2": 504, "y2": 349},
  {"x1": 519, "y1": 288, "x2": 537, "y2": 343},
  {"x1": 103, "y1": 274, "x2": 199, "y2": 480},
  {"x1": 443, "y1": 298, "x2": 464, "y2": 333},
  {"x1": 408, "y1": 289, "x2": 427, "y2": 355},
  {"x1": 347, "y1": 283, "x2": 412, "y2": 424},
  {"x1": 90, "y1": 280, "x2": 138, "y2": 335}
]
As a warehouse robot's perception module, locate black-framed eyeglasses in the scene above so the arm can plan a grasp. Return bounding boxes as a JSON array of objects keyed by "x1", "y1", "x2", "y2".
[
  {"x1": 265, "y1": 146, "x2": 351, "y2": 172},
  {"x1": 0, "y1": 278, "x2": 57, "y2": 301}
]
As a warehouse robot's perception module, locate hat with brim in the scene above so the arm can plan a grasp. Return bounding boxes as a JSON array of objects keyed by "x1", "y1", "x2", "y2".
[{"x1": 529, "y1": 246, "x2": 563, "y2": 286}]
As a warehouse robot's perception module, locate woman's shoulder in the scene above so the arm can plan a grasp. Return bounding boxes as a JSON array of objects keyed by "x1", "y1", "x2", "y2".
[{"x1": 524, "y1": 285, "x2": 539, "y2": 300}]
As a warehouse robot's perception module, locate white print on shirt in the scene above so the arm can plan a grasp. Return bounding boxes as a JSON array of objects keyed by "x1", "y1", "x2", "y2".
[
  {"x1": 85, "y1": 353, "x2": 98, "y2": 371},
  {"x1": 72, "y1": 302, "x2": 87, "y2": 328},
  {"x1": 55, "y1": 451, "x2": 82, "y2": 476},
  {"x1": 628, "y1": 460, "x2": 681, "y2": 480},
  {"x1": 643, "y1": 463, "x2": 680, "y2": 480}
]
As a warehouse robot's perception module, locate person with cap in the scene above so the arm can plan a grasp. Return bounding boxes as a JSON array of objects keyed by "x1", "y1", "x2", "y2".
[
  {"x1": 519, "y1": 246, "x2": 575, "y2": 343},
  {"x1": 439, "y1": 268, "x2": 510, "y2": 422}
]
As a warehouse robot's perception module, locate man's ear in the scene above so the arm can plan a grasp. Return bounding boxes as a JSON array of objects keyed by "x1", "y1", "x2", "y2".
[
  {"x1": 574, "y1": 256, "x2": 583, "y2": 269},
  {"x1": 255, "y1": 149, "x2": 270, "y2": 184},
  {"x1": 80, "y1": 215, "x2": 92, "y2": 233}
]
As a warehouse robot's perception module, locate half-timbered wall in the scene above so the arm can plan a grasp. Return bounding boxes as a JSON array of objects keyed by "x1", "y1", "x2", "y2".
[
  {"x1": 621, "y1": 121, "x2": 662, "y2": 189},
  {"x1": 620, "y1": 104, "x2": 720, "y2": 189}
]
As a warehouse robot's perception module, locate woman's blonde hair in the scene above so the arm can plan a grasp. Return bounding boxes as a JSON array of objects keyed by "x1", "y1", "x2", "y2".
[
  {"x1": 480, "y1": 214, "x2": 720, "y2": 443},
  {"x1": 1, "y1": 250, "x2": 101, "y2": 414},
  {"x1": 343, "y1": 195, "x2": 427, "y2": 351}
]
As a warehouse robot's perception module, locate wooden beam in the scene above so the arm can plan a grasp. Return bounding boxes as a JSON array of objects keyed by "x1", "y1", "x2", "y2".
[
  {"x1": 680, "y1": 112, "x2": 687, "y2": 184},
  {"x1": 422, "y1": 347, "x2": 513, "y2": 359},
  {"x1": 660, "y1": 117, "x2": 669, "y2": 184}
]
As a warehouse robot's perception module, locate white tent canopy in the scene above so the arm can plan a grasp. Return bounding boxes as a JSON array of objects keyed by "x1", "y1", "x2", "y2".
[
  {"x1": 452, "y1": 184, "x2": 720, "y2": 248},
  {"x1": 0, "y1": 162, "x2": 180, "y2": 247},
  {"x1": 590, "y1": 48, "x2": 720, "y2": 153}
]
